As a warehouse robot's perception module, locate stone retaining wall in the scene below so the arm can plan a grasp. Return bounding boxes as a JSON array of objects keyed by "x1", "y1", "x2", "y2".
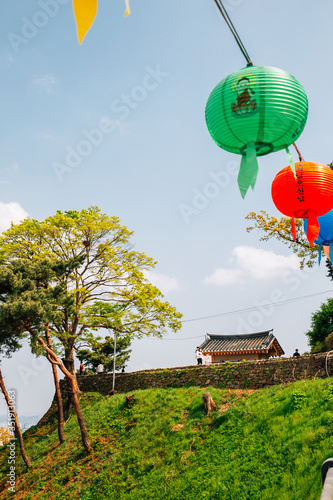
[{"x1": 38, "y1": 353, "x2": 333, "y2": 424}]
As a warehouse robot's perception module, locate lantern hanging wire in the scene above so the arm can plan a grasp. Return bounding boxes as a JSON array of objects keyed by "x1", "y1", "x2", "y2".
[
  {"x1": 212, "y1": 0, "x2": 253, "y2": 66},
  {"x1": 293, "y1": 142, "x2": 304, "y2": 162}
]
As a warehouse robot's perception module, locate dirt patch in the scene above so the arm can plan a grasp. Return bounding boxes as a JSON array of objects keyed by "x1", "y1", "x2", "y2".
[
  {"x1": 229, "y1": 389, "x2": 256, "y2": 398},
  {"x1": 171, "y1": 424, "x2": 185, "y2": 432},
  {"x1": 219, "y1": 403, "x2": 230, "y2": 414}
]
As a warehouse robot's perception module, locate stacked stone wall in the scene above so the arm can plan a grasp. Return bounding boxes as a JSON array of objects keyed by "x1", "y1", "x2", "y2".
[{"x1": 38, "y1": 353, "x2": 333, "y2": 424}]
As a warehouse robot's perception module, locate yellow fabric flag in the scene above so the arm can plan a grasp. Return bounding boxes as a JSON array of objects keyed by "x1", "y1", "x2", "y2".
[
  {"x1": 73, "y1": 0, "x2": 130, "y2": 43},
  {"x1": 124, "y1": 0, "x2": 130, "y2": 16},
  {"x1": 73, "y1": 0, "x2": 98, "y2": 44}
]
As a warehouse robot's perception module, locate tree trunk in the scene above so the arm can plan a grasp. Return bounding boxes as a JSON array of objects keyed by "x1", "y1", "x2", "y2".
[
  {"x1": 62, "y1": 347, "x2": 75, "y2": 375},
  {"x1": 37, "y1": 337, "x2": 91, "y2": 454},
  {"x1": 45, "y1": 326, "x2": 65, "y2": 444},
  {"x1": 125, "y1": 394, "x2": 134, "y2": 407},
  {"x1": 202, "y1": 392, "x2": 217, "y2": 416},
  {"x1": 0, "y1": 369, "x2": 31, "y2": 468},
  {"x1": 63, "y1": 346, "x2": 81, "y2": 397},
  {"x1": 67, "y1": 376, "x2": 91, "y2": 453}
]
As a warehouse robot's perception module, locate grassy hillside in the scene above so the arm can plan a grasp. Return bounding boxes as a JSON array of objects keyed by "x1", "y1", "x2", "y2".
[{"x1": 1, "y1": 379, "x2": 333, "y2": 499}]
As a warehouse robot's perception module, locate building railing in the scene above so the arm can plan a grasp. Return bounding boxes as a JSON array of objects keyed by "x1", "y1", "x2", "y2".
[{"x1": 321, "y1": 459, "x2": 333, "y2": 499}]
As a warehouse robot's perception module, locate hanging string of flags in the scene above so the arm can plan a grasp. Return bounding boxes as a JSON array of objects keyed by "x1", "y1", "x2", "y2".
[
  {"x1": 72, "y1": 0, "x2": 333, "y2": 265},
  {"x1": 205, "y1": 1, "x2": 333, "y2": 263}
]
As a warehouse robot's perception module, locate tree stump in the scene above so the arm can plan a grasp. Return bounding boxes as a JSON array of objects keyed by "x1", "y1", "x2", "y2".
[
  {"x1": 125, "y1": 394, "x2": 134, "y2": 407},
  {"x1": 203, "y1": 392, "x2": 217, "y2": 416}
]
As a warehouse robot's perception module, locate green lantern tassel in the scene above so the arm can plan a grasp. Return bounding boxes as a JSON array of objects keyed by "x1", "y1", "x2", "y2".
[
  {"x1": 237, "y1": 142, "x2": 258, "y2": 198},
  {"x1": 286, "y1": 146, "x2": 296, "y2": 178}
]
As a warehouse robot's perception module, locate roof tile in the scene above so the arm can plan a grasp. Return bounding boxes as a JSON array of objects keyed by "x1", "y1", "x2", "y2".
[{"x1": 199, "y1": 330, "x2": 284, "y2": 355}]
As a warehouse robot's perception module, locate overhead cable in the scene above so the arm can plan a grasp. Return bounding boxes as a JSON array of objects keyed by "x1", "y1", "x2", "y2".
[
  {"x1": 212, "y1": 0, "x2": 253, "y2": 66},
  {"x1": 181, "y1": 289, "x2": 333, "y2": 323}
]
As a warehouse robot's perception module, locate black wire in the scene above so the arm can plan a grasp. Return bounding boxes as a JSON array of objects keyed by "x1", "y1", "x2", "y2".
[
  {"x1": 293, "y1": 142, "x2": 304, "y2": 162},
  {"x1": 139, "y1": 290, "x2": 333, "y2": 341},
  {"x1": 214, "y1": 0, "x2": 253, "y2": 65},
  {"x1": 213, "y1": 0, "x2": 253, "y2": 66},
  {"x1": 181, "y1": 289, "x2": 333, "y2": 323},
  {"x1": 143, "y1": 334, "x2": 206, "y2": 341}
]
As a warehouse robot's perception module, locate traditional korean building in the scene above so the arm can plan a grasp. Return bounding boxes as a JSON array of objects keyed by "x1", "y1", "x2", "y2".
[{"x1": 199, "y1": 330, "x2": 284, "y2": 363}]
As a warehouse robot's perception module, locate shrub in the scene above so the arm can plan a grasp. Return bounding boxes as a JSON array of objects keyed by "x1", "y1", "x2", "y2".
[
  {"x1": 326, "y1": 333, "x2": 333, "y2": 351},
  {"x1": 292, "y1": 391, "x2": 307, "y2": 410}
]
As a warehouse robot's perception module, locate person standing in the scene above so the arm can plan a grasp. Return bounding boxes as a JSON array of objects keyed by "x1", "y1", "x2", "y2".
[
  {"x1": 203, "y1": 354, "x2": 210, "y2": 365},
  {"x1": 96, "y1": 363, "x2": 104, "y2": 374},
  {"x1": 196, "y1": 348, "x2": 203, "y2": 365},
  {"x1": 293, "y1": 349, "x2": 300, "y2": 357},
  {"x1": 79, "y1": 362, "x2": 84, "y2": 375}
]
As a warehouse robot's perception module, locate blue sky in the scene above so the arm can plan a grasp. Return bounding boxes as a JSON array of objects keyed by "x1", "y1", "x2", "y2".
[{"x1": 1, "y1": 0, "x2": 333, "y2": 420}]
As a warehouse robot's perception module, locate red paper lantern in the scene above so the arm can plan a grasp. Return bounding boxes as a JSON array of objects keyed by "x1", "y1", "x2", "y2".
[{"x1": 271, "y1": 162, "x2": 333, "y2": 246}]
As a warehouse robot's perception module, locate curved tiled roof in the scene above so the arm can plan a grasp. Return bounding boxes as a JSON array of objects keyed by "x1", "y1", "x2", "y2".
[{"x1": 199, "y1": 330, "x2": 284, "y2": 355}]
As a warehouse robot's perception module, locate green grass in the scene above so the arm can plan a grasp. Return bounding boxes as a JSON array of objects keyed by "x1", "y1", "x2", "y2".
[{"x1": 1, "y1": 379, "x2": 333, "y2": 499}]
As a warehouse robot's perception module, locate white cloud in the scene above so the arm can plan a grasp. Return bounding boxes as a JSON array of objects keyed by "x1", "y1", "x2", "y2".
[
  {"x1": 0, "y1": 202, "x2": 28, "y2": 232},
  {"x1": 204, "y1": 268, "x2": 244, "y2": 286},
  {"x1": 32, "y1": 74, "x2": 59, "y2": 94},
  {"x1": 204, "y1": 246, "x2": 299, "y2": 286},
  {"x1": 143, "y1": 270, "x2": 180, "y2": 294},
  {"x1": 1, "y1": 162, "x2": 19, "y2": 172},
  {"x1": 233, "y1": 246, "x2": 299, "y2": 279}
]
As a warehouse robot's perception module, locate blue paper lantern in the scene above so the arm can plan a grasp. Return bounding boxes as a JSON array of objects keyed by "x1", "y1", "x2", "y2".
[{"x1": 304, "y1": 209, "x2": 333, "y2": 263}]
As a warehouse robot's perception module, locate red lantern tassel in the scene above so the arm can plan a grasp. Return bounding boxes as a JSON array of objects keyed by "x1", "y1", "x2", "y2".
[
  {"x1": 324, "y1": 245, "x2": 330, "y2": 260},
  {"x1": 291, "y1": 217, "x2": 296, "y2": 241},
  {"x1": 306, "y1": 214, "x2": 320, "y2": 247}
]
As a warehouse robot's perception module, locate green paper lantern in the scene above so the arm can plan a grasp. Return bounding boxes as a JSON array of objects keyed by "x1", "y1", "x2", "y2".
[{"x1": 205, "y1": 65, "x2": 308, "y2": 198}]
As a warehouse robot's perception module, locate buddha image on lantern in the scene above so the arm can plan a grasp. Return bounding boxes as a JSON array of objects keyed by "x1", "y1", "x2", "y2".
[{"x1": 231, "y1": 73, "x2": 257, "y2": 117}]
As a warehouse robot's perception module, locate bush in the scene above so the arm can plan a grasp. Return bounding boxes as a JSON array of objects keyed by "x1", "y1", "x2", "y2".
[
  {"x1": 326, "y1": 332, "x2": 333, "y2": 351},
  {"x1": 312, "y1": 342, "x2": 326, "y2": 353},
  {"x1": 291, "y1": 391, "x2": 307, "y2": 410},
  {"x1": 306, "y1": 298, "x2": 333, "y2": 352},
  {"x1": 0, "y1": 426, "x2": 13, "y2": 446}
]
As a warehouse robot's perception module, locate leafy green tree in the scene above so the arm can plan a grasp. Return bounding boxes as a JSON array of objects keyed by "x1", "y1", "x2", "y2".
[
  {"x1": 246, "y1": 210, "x2": 319, "y2": 269},
  {"x1": 77, "y1": 334, "x2": 131, "y2": 372},
  {"x1": 0, "y1": 258, "x2": 91, "y2": 453},
  {"x1": 306, "y1": 298, "x2": 333, "y2": 352},
  {"x1": 0, "y1": 207, "x2": 182, "y2": 384}
]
